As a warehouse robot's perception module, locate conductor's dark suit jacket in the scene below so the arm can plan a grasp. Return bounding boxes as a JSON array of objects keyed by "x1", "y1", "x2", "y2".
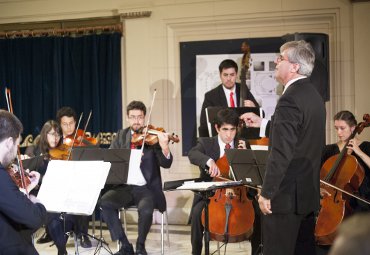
[
  {"x1": 199, "y1": 83, "x2": 258, "y2": 137},
  {"x1": 0, "y1": 165, "x2": 47, "y2": 255},
  {"x1": 261, "y1": 78, "x2": 326, "y2": 214},
  {"x1": 110, "y1": 127, "x2": 173, "y2": 212}
]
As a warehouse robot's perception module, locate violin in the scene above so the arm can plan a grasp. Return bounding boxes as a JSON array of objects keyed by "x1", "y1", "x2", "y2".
[
  {"x1": 131, "y1": 124, "x2": 180, "y2": 147},
  {"x1": 7, "y1": 163, "x2": 31, "y2": 188},
  {"x1": 64, "y1": 129, "x2": 98, "y2": 147},
  {"x1": 49, "y1": 144, "x2": 72, "y2": 160}
]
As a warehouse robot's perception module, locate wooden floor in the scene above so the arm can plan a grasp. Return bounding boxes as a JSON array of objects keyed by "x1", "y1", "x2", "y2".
[{"x1": 34, "y1": 223, "x2": 252, "y2": 255}]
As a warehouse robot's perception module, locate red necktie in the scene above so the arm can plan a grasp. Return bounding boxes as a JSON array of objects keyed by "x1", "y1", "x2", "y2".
[
  {"x1": 130, "y1": 142, "x2": 136, "y2": 149},
  {"x1": 230, "y1": 92, "x2": 235, "y2": 108},
  {"x1": 225, "y1": 143, "x2": 231, "y2": 149}
]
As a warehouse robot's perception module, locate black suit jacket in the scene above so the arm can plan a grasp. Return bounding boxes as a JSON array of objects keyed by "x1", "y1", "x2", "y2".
[
  {"x1": 261, "y1": 78, "x2": 326, "y2": 214},
  {"x1": 198, "y1": 83, "x2": 258, "y2": 137},
  {"x1": 110, "y1": 128, "x2": 173, "y2": 212},
  {"x1": 0, "y1": 165, "x2": 47, "y2": 255}
]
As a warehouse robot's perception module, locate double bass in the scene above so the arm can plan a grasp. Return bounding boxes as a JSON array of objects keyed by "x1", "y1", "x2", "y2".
[
  {"x1": 201, "y1": 143, "x2": 255, "y2": 243},
  {"x1": 315, "y1": 113, "x2": 370, "y2": 245}
]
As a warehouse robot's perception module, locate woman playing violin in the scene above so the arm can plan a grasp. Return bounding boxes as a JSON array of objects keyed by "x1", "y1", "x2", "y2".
[{"x1": 23, "y1": 120, "x2": 62, "y2": 246}]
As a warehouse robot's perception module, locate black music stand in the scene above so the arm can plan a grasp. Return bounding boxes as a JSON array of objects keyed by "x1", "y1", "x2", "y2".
[
  {"x1": 168, "y1": 180, "x2": 242, "y2": 255},
  {"x1": 22, "y1": 155, "x2": 44, "y2": 171},
  {"x1": 206, "y1": 106, "x2": 261, "y2": 138},
  {"x1": 225, "y1": 149, "x2": 268, "y2": 255},
  {"x1": 71, "y1": 147, "x2": 132, "y2": 254}
]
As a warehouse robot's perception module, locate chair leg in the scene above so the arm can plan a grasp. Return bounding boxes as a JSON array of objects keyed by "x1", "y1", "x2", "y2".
[
  {"x1": 165, "y1": 211, "x2": 170, "y2": 247},
  {"x1": 161, "y1": 212, "x2": 164, "y2": 255}
]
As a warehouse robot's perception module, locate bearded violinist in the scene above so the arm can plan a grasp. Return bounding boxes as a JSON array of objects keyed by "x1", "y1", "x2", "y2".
[
  {"x1": 0, "y1": 110, "x2": 47, "y2": 254},
  {"x1": 99, "y1": 100, "x2": 173, "y2": 255}
]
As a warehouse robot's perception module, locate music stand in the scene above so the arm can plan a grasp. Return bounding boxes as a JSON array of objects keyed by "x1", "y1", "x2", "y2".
[
  {"x1": 225, "y1": 149, "x2": 268, "y2": 255},
  {"x1": 206, "y1": 106, "x2": 261, "y2": 138},
  {"x1": 71, "y1": 147, "x2": 131, "y2": 185},
  {"x1": 71, "y1": 147, "x2": 132, "y2": 254},
  {"x1": 173, "y1": 180, "x2": 243, "y2": 255},
  {"x1": 22, "y1": 155, "x2": 44, "y2": 171}
]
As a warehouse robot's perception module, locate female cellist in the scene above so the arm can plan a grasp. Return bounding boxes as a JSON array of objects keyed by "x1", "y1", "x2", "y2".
[{"x1": 317, "y1": 110, "x2": 370, "y2": 255}]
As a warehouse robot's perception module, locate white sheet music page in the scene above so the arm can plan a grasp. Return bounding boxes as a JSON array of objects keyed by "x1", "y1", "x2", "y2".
[{"x1": 37, "y1": 160, "x2": 110, "y2": 215}]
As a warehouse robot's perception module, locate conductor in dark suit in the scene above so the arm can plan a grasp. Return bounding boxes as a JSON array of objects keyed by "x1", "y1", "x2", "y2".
[
  {"x1": 198, "y1": 59, "x2": 259, "y2": 137},
  {"x1": 99, "y1": 101, "x2": 173, "y2": 255},
  {"x1": 188, "y1": 108, "x2": 247, "y2": 255},
  {"x1": 241, "y1": 40, "x2": 326, "y2": 255},
  {"x1": 0, "y1": 110, "x2": 47, "y2": 255}
]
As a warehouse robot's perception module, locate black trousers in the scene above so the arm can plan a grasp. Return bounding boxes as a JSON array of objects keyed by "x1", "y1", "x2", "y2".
[
  {"x1": 262, "y1": 212, "x2": 316, "y2": 255},
  {"x1": 47, "y1": 212, "x2": 74, "y2": 253},
  {"x1": 190, "y1": 195, "x2": 204, "y2": 255},
  {"x1": 99, "y1": 185, "x2": 154, "y2": 246}
]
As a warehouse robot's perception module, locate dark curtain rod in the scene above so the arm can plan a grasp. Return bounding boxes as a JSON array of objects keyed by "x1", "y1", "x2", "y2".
[{"x1": 0, "y1": 24, "x2": 122, "y2": 39}]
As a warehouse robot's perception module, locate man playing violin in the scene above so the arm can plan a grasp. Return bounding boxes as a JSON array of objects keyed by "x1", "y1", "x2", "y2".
[
  {"x1": 99, "y1": 100, "x2": 173, "y2": 255},
  {"x1": 188, "y1": 108, "x2": 247, "y2": 255},
  {"x1": 0, "y1": 110, "x2": 47, "y2": 254},
  {"x1": 55, "y1": 106, "x2": 92, "y2": 248}
]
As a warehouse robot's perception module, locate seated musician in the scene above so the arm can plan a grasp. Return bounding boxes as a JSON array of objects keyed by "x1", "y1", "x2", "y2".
[
  {"x1": 56, "y1": 106, "x2": 92, "y2": 248},
  {"x1": 0, "y1": 110, "x2": 47, "y2": 254},
  {"x1": 99, "y1": 100, "x2": 173, "y2": 255},
  {"x1": 24, "y1": 120, "x2": 75, "y2": 255},
  {"x1": 188, "y1": 108, "x2": 247, "y2": 255},
  {"x1": 317, "y1": 110, "x2": 370, "y2": 255}
]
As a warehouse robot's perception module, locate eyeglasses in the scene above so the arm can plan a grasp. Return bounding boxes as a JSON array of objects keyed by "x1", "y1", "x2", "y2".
[
  {"x1": 128, "y1": 115, "x2": 145, "y2": 121},
  {"x1": 276, "y1": 55, "x2": 290, "y2": 63},
  {"x1": 47, "y1": 132, "x2": 61, "y2": 138}
]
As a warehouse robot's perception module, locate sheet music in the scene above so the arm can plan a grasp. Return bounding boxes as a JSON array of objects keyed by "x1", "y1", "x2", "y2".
[
  {"x1": 177, "y1": 180, "x2": 242, "y2": 191},
  {"x1": 37, "y1": 160, "x2": 110, "y2": 215},
  {"x1": 126, "y1": 149, "x2": 146, "y2": 185},
  {"x1": 250, "y1": 145, "x2": 268, "y2": 151}
]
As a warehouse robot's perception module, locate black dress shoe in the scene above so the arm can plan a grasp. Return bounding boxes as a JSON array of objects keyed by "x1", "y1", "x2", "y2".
[
  {"x1": 135, "y1": 243, "x2": 147, "y2": 255},
  {"x1": 79, "y1": 235, "x2": 92, "y2": 248},
  {"x1": 36, "y1": 231, "x2": 52, "y2": 244},
  {"x1": 114, "y1": 243, "x2": 134, "y2": 255}
]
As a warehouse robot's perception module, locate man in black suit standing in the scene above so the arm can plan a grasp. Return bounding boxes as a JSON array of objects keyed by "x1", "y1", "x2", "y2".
[
  {"x1": 99, "y1": 101, "x2": 173, "y2": 255},
  {"x1": 188, "y1": 108, "x2": 247, "y2": 255},
  {"x1": 0, "y1": 110, "x2": 47, "y2": 255},
  {"x1": 198, "y1": 59, "x2": 259, "y2": 137},
  {"x1": 241, "y1": 40, "x2": 326, "y2": 255}
]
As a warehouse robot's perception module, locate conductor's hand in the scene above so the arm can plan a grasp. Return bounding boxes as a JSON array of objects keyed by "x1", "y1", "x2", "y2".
[
  {"x1": 207, "y1": 160, "x2": 221, "y2": 177},
  {"x1": 26, "y1": 171, "x2": 40, "y2": 193},
  {"x1": 240, "y1": 112, "x2": 262, "y2": 128},
  {"x1": 258, "y1": 195, "x2": 272, "y2": 215},
  {"x1": 243, "y1": 100, "x2": 256, "y2": 107}
]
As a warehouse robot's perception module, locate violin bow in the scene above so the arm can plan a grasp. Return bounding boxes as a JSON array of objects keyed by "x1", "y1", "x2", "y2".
[
  {"x1": 67, "y1": 112, "x2": 83, "y2": 160},
  {"x1": 4, "y1": 87, "x2": 29, "y2": 195},
  {"x1": 139, "y1": 89, "x2": 157, "y2": 152},
  {"x1": 79, "y1": 110, "x2": 92, "y2": 146}
]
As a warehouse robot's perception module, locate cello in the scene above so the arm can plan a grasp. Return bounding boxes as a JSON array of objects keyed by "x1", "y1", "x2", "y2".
[
  {"x1": 201, "y1": 143, "x2": 255, "y2": 243},
  {"x1": 315, "y1": 113, "x2": 370, "y2": 245}
]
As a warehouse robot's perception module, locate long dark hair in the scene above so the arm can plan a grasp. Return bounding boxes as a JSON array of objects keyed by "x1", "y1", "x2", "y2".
[
  {"x1": 334, "y1": 110, "x2": 357, "y2": 128},
  {"x1": 38, "y1": 120, "x2": 63, "y2": 154}
]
